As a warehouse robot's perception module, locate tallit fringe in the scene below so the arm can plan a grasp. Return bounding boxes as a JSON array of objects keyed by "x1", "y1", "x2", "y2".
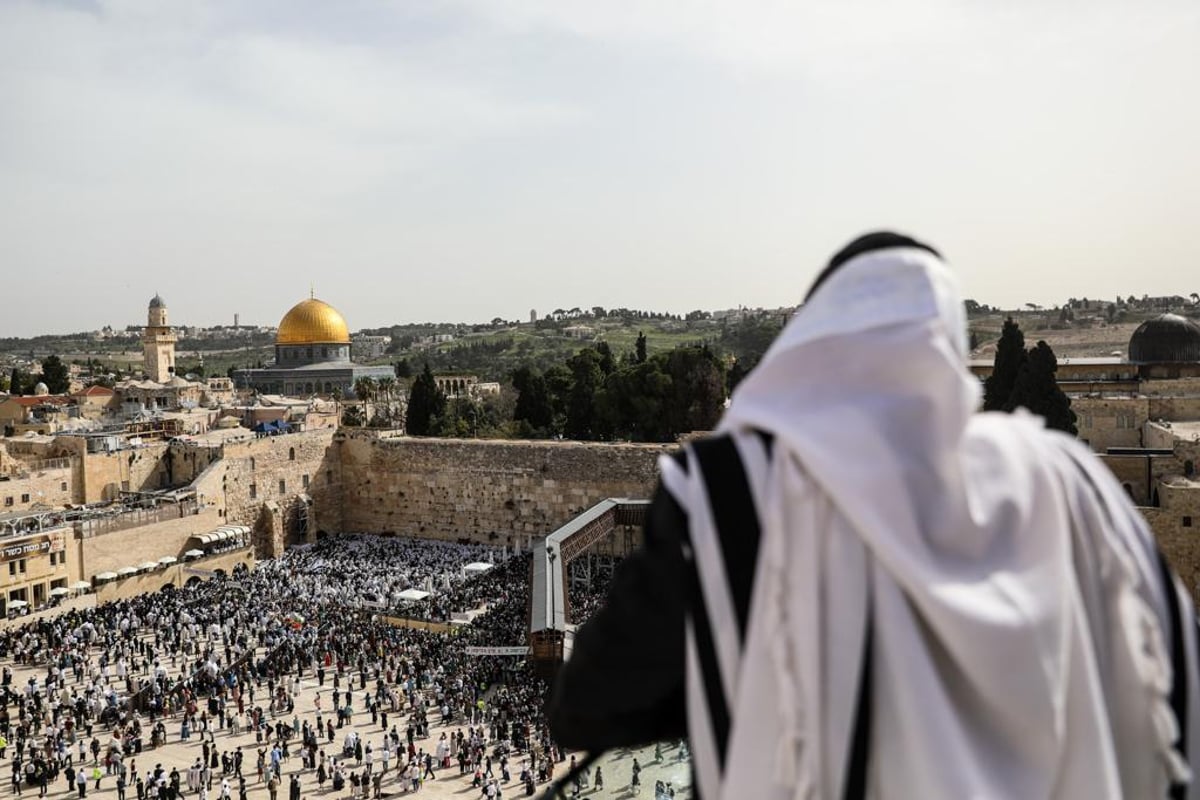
[{"x1": 1114, "y1": 553, "x2": 1192, "y2": 787}]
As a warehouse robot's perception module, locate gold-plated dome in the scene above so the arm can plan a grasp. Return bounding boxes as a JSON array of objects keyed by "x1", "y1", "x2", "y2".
[{"x1": 276, "y1": 298, "x2": 351, "y2": 345}]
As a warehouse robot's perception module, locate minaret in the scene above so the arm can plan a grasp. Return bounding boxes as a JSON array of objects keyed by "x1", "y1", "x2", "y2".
[{"x1": 142, "y1": 294, "x2": 178, "y2": 382}]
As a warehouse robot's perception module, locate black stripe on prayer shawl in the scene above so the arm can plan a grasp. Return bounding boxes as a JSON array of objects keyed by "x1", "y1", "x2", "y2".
[
  {"x1": 680, "y1": 516, "x2": 732, "y2": 770},
  {"x1": 1157, "y1": 548, "x2": 1190, "y2": 800},
  {"x1": 691, "y1": 435, "x2": 762, "y2": 644}
]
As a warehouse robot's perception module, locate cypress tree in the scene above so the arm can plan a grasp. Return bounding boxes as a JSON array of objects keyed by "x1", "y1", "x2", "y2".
[
  {"x1": 1004, "y1": 340, "x2": 1078, "y2": 435},
  {"x1": 984, "y1": 317, "x2": 1027, "y2": 411},
  {"x1": 405, "y1": 363, "x2": 445, "y2": 436}
]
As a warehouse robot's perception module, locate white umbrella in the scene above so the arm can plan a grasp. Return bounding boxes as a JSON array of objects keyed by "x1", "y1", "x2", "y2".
[
  {"x1": 158, "y1": 555, "x2": 178, "y2": 565},
  {"x1": 94, "y1": 572, "x2": 118, "y2": 581},
  {"x1": 140, "y1": 562, "x2": 159, "y2": 572},
  {"x1": 184, "y1": 549, "x2": 205, "y2": 558},
  {"x1": 49, "y1": 587, "x2": 71, "y2": 597},
  {"x1": 70, "y1": 581, "x2": 92, "y2": 590},
  {"x1": 117, "y1": 567, "x2": 138, "y2": 577},
  {"x1": 8, "y1": 600, "x2": 28, "y2": 608}
]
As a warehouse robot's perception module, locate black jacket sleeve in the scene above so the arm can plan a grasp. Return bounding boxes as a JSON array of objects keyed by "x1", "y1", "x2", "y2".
[{"x1": 546, "y1": 479, "x2": 688, "y2": 750}]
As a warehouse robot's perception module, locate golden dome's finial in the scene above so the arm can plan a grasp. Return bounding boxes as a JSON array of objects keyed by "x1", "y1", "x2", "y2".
[{"x1": 310, "y1": 284, "x2": 315, "y2": 300}]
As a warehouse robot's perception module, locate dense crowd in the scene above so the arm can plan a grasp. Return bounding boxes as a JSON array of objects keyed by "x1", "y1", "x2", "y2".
[
  {"x1": 0, "y1": 534, "x2": 624, "y2": 798},
  {"x1": 566, "y1": 559, "x2": 621, "y2": 626}
]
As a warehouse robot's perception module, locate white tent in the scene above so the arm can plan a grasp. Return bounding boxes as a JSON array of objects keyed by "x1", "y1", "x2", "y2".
[
  {"x1": 184, "y1": 549, "x2": 205, "y2": 559},
  {"x1": 158, "y1": 555, "x2": 178, "y2": 565},
  {"x1": 140, "y1": 562, "x2": 159, "y2": 572},
  {"x1": 49, "y1": 587, "x2": 71, "y2": 597},
  {"x1": 70, "y1": 581, "x2": 92, "y2": 591},
  {"x1": 94, "y1": 572, "x2": 118, "y2": 582},
  {"x1": 396, "y1": 588, "x2": 430, "y2": 603},
  {"x1": 117, "y1": 567, "x2": 138, "y2": 577},
  {"x1": 8, "y1": 599, "x2": 28, "y2": 608},
  {"x1": 463, "y1": 562, "x2": 494, "y2": 577}
]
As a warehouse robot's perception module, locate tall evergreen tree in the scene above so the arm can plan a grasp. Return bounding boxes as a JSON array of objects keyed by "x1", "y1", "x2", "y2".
[
  {"x1": 511, "y1": 366, "x2": 553, "y2": 433},
  {"x1": 40, "y1": 355, "x2": 70, "y2": 394},
  {"x1": 635, "y1": 332, "x2": 648, "y2": 364},
  {"x1": 1005, "y1": 341, "x2": 1078, "y2": 434},
  {"x1": 565, "y1": 348, "x2": 604, "y2": 440},
  {"x1": 405, "y1": 363, "x2": 445, "y2": 436},
  {"x1": 983, "y1": 316, "x2": 1027, "y2": 411}
]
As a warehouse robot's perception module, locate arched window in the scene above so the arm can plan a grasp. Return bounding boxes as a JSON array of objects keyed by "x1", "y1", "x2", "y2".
[
  {"x1": 249, "y1": 457, "x2": 256, "y2": 471},
  {"x1": 289, "y1": 447, "x2": 295, "y2": 461},
  {"x1": 305, "y1": 382, "x2": 314, "y2": 393},
  {"x1": 324, "y1": 382, "x2": 332, "y2": 394}
]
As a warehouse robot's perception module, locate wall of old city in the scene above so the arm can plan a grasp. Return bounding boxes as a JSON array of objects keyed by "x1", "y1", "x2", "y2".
[
  {"x1": 0, "y1": 464, "x2": 75, "y2": 514},
  {"x1": 73, "y1": 441, "x2": 172, "y2": 503},
  {"x1": 1073, "y1": 397, "x2": 1150, "y2": 451},
  {"x1": 221, "y1": 430, "x2": 339, "y2": 555},
  {"x1": 1146, "y1": 482, "x2": 1200, "y2": 600},
  {"x1": 73, "y1": 507, "x2": 225, "y2": 582},
  {"x1": 334, "y1": 433, "x2": 669, "y2": 547}
]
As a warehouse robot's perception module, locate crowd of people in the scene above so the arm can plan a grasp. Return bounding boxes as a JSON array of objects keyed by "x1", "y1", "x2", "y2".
[{"x1": 0, "y1": 534, "x2": 628, "y2": 799}]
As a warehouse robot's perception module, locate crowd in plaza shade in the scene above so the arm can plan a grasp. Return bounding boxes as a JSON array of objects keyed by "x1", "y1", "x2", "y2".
[{"x1": 0, "y1": 535, "x2": 625, "y2": 799}]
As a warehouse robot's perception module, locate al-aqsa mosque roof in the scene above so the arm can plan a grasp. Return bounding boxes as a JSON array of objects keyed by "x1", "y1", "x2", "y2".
[
  {"x1": 1128, "y1": 313, "x2": 1200, "y2": 364},
  {"x1": 276, "y1": 298, "x2": 352, "y2": 345}
]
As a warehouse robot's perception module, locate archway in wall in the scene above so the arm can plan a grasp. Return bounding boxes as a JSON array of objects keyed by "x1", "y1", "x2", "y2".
[{"x1": 185, "y1": 576, "x2": 203, "y2": 587}]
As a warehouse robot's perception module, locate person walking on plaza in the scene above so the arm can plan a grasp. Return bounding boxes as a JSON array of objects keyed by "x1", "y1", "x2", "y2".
[{"x1": 550, "y1": 232, "x2": 1200, "y2": 799}]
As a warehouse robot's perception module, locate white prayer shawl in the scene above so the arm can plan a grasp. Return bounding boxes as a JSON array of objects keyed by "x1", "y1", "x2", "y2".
[{"x1": 662, "y1": 247, "x2": 1200, "y2": 800}]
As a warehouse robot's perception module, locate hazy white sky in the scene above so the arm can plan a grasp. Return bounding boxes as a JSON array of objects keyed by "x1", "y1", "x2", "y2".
[{"x1": 2, "y1": 0, "x2": 1198, "y2": 337}]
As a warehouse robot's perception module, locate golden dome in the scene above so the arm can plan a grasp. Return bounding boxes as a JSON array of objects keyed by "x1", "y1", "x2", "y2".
[{"x1": 276, "y1": 298, "x2": 352, "y2": 345}]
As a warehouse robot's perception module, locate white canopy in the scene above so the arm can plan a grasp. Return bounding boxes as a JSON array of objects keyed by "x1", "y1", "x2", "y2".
[
  {"x1": 463, "y1": 562, "x2": 494, "y2": 576},
  {"x1": 117, "y1": 567, "x2": 138, "y2": 576},
  {"x1": 49, "y1": 587, "x2": 71, "y2": 597},
  {"x1": 140, "y1": 562, "x2": 159, "y2": 571},
  {"x1": 94, "y1": 572, "x2": 118, "y2": 581},
  {"x1": 396, "y1": 588, "x2": 430, "y2": 602},
  {"x1": 7, "y1": 599, "x2": 28, "y2": 608},
  {"x1": 70, "y1": 581, "x2": 92, "y2": 590},
  {"x1": 158, "y1": 555, "x2": 178, "y2": 564},
  {"x1": 184, "y1": 549, "x2": 205, "y2": 558}
]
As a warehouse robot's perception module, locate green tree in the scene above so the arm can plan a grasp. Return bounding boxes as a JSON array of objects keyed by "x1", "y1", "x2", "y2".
[
  {"x1": 984, "y1": 317, "x2": 1027, "y2": 411},
  {"x1": 596, "y1": 359, "x2": 672, "y2": 441},
  {"x1": 39, "y1": 355, "x2": 70, "y2": 394},
  {"x1": 1004, "y1": 341, "x2": 1078, "y2": 435},
  {"x1": 394, "y1": 359, "x2": 413, "y2": 379},
  {"x1": 353, "y1": 377, "x2": 377, "y2": 426},
  {"x1": 565, "y1": 348, "x2": 604, "y2": 439},
  {"x1": 727, "y1": 358, "x2": 754, "y2": 394},
  {"x1": 341, "y1": 405, "x2": 365, "y2": 427},
  {"x1": 662, "y1": 345, "x2": 726, "y2": 436},
  {"x1": 512, "y1": 366, "x2": 554, "y2": 434},
  {"x1": 406, "y1": 363, "x2": 445, "y2": 436},
  {"x1": 595, "y1": 341, "x2": 617, "y2": 375},
  {"x1": 635, "y1": 332, "x2": 648, "y2": 364},
  {"x1": 10, "y1": 368, "x2": 25, "y2": 395}
]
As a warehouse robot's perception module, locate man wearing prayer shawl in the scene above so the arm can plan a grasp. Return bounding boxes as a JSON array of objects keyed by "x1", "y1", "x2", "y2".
[{"x1": 548, "y1": 232, "x2": 1200, "y2": 800}]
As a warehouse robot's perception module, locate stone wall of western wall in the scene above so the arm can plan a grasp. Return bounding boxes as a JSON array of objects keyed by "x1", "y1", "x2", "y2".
[
  {"x1": 221, "y1": 430, "x2": 339, "y2": 556},
  {"x1": 334, "y1": 433, "x2": 669, "y2": 547}
]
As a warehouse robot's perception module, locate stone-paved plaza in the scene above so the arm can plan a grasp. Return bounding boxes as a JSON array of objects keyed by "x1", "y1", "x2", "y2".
[{"x1": 0, "y1": 538, "x2": 692, "y2": 800}]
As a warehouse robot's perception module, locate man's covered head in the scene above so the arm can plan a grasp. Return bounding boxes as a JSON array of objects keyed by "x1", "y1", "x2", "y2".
[{"x1": 807, "y1": 231, "x2": 941, "y2": 301}]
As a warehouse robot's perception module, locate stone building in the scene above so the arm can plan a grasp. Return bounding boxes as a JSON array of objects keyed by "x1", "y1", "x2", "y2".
[
  {"x1": 142, "y1": 294, "x2": 178, "y2": 383},
  {"x1": 233, "y1": 296, "x2": 393, "y2": 398}
]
